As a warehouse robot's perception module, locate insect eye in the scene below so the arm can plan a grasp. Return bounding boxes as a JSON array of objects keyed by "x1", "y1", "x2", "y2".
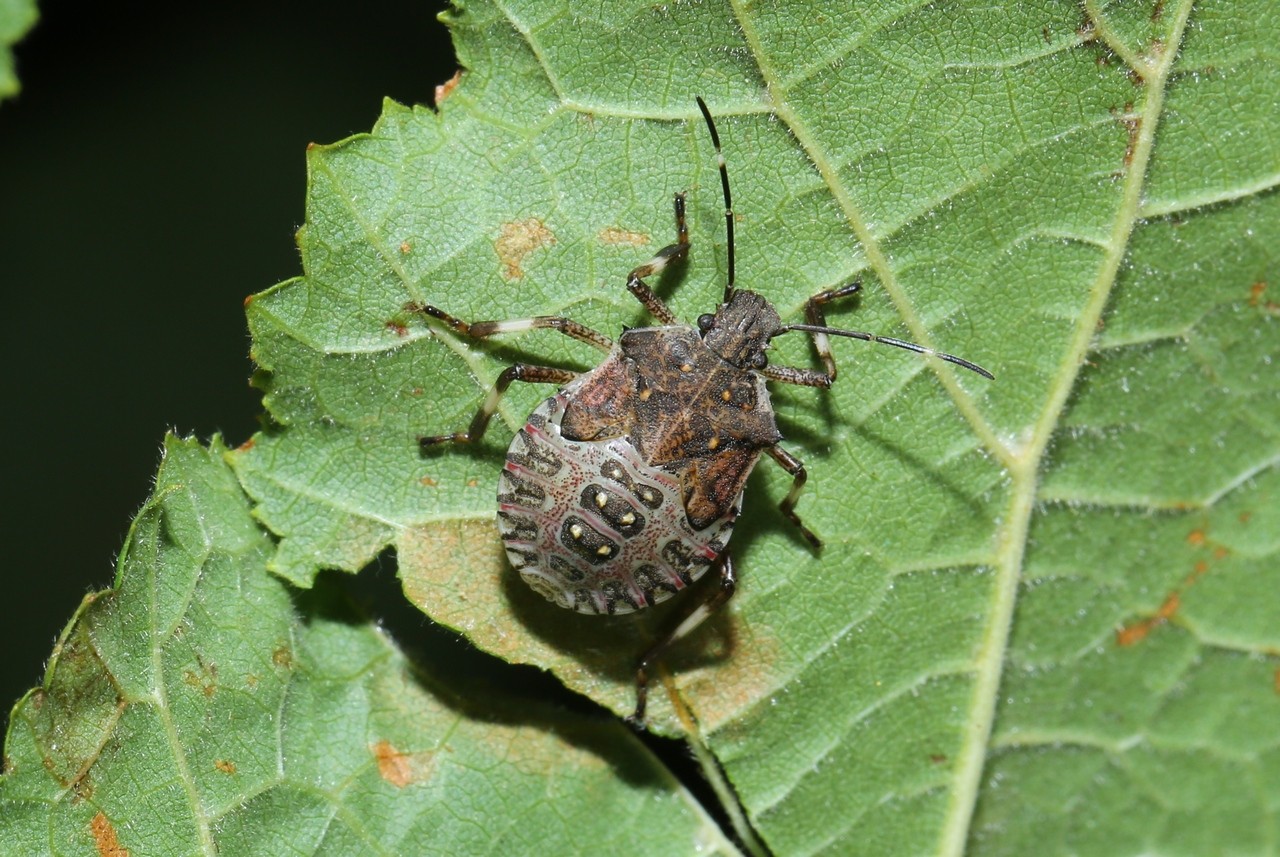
[
  {"x1": 696, "y1": 313, "x2": 715, "y2": 331},
  {"x1": 750, "y1": 352, "x2": 768, "y2": 370}
]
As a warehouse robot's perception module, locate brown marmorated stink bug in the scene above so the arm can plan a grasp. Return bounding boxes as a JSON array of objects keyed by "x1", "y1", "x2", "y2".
[{"x1": 411, "y1": 98, "x2": 992, "y2": 724}]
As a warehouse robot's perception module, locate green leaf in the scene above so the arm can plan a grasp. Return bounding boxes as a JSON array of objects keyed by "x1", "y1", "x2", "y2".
[
  {"x1": 230, "y1": 0, "x2": 1280, "y2": 853},
  {"x1": 0, "y1": 437, "x2": 734, "y2": 855},
  {"x1": 0, "y1": 0, "x2": 38, "y2": 102}
]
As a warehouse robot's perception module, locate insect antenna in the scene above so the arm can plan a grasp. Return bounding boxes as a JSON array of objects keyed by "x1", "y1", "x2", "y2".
[
  {"x1": 695, "y1": 97, "x2": 735, "y2": 304},
  {"x1": 775, "y1": 323, "x2": 995, "y2": 379}
]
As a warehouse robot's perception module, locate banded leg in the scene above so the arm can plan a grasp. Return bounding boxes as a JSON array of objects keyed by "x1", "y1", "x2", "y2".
[
  {"x1": 406, "y1": 302, "x2": 614, "y2": 352},
  {"x1": 629, "y1": 550, "x2": 737, "y2": 726},
  {"x1": 419, "y1": 364, "x2": 576, "y2": 448},
  {"x1": 759, "y1": 362, "x2": 833, "y2": 389},
  {"x1": 802, "y1": 280, "x2": 862, "y2": 383},
  {"x1": 767, "y1": 444, "x2": 821, "y2": 549},
  {"x1": 625, "y1": 192, "x2": 689, "y2": 324}
]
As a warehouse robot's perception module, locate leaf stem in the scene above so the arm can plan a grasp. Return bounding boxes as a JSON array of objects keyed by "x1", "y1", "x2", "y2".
[{"x1": 666, "y1": 673, "x2": 768, "y2": 857}]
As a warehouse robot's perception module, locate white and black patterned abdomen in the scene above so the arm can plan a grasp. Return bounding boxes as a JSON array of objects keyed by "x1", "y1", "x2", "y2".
[{"x1": 498, "y1": 393, "x2": 738, "y2": 615}]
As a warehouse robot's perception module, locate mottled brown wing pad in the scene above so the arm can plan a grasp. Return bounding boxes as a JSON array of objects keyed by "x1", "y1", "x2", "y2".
[{"x1": 498, "y1": 393, "x2": 738, "y2": 615}]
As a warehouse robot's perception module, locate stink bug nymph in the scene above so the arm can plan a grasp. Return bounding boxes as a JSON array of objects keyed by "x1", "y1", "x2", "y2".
[{"x1": 411, "y1": 97, "x2": 993, "y2": 724}]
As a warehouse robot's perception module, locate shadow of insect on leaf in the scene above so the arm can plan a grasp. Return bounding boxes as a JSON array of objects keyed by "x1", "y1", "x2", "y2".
[
  {"x1": 315, "y1": 556, "x2": 674, "y2": 787},
  {"x1": 499, "y1": 544, "x2": 741, "y2": 682}
]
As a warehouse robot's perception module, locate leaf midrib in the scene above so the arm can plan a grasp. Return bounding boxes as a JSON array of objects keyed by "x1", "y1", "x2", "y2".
[
  {"x1": 934, "y1": 2, "x2": 1197, "y2": 853},
  {"x1": 721, "y1": 1, "x2": 1198, "y2": 854}
]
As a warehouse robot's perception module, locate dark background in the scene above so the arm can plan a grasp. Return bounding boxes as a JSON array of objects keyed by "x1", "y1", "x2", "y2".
[{"x1": 1, "y1": 1, "x2": 457, "y2": 726}]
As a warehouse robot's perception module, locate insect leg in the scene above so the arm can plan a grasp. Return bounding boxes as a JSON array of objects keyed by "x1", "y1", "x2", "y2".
[
  {"x1": 766, "y1": 444, "x2": 822, "y2": 549},
  {"x1": 625, "y1": 192, "x2": 688, "y2": 324},
  {"x1": 801, "y1": 280, "x2": 862, "y2": 383},
  {"x1": 406, "y1": 303, "x2": 614, "y2": 352},
  {"x1": 629, "y1": 550, "x2": 737, "y2": 726},
  {"x1": 759, "y1": 363, "x2": 833, "y2": 388},
  {"x1": 419, "y1": 364, "x2": 577, "y2": 448}
]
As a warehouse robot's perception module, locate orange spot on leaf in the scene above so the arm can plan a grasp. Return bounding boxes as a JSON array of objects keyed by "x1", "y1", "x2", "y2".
[
  {"x1": 495, "y1": 219, "x2": 556, "y2": 281},
  {"x1": 420, "y1": 475, "x2": 437, "y2": 487},
  {"x1": 1117, "y1": 586, "x2": 1189, "y2": 647},
  {"x1": 1116, "y1": 618, "x2": 1157, "y2": 647},
  {"x1": 214, "y1": 759, "x2": 236, "y2": 775},
  {"x1": 399, "y1": 240, "x2": 412, "y2": 254},
  {"x1": 236, "y1": 437, "x2": 255, "y2": 452},
  {"x1": 373, "y1": 740, "x2": 413, "y2": 788},
  {"x1": 1186, "y1": 529, "x2": 1206, "y2": 546},
  {"x1": 598, "y1": 227, "x2": 651, "y2": 247},
  {"x1": 91, "y1": 812, "x2": 128, "y2": 857},
  {"x1": 1249, "y1": 281, "x2": 1267, "y2": 306},
  {"x1": 434, "y1": 69, "x2": 462, "y2": 105}
]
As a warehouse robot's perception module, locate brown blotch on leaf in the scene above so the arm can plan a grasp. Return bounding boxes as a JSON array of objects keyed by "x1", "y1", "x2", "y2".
[
  {"x1": 214, "y1": 759, "x2": 236, "y2": 775},
  {"x1": 598, "y1": 227, "x2": 651, "y2": 247},
  {"x1": 420, "y1": 475, "x2": 438, "y2": 487},
  {"x1": 434, "y1": 69, "x2": 462, "y2": 106},
  {"x1": 236, "y1": 437, "x2": 255, "y2": 452},
  {"x1": 1186, "y1": 529, "x2": 1206, "y2": 546},
  {"x1": 183, "y1": 660, "x2": 218, "y2": 698},
  {"x1": 272, "y1": 645, "x2": 294, "y2": 669},
  {"x1": 495, "y1": 218, "x2": 556, "y2": 281},
  {"x1": 91, "y1": 812, "x2": 128, "y2": 857},
  {"x1": 399, "y1": 240, "x2": 412, "y2": 254},
  {"x1": 1109, "y1": 104, "x2": 1141, "y2": 172},
  {"x1": 385, "y1": 320, "x2": 410, "y2": 337},
  {"x1": 1249, "y1": 281, "x2": 1267, "y2": 307},
  {"x1": 373, "y1": 740, "x2": 414, "y2": 788}
]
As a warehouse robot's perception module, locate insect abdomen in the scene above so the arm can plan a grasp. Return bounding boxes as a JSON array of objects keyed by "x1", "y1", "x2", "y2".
[{"x1": 499, "y1": 394, "x2": 736, "y2": 615}]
